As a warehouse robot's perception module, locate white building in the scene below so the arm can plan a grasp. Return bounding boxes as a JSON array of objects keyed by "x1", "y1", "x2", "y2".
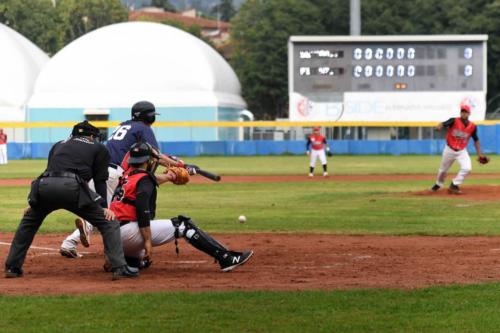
[
  {"x1": 27, "y1": 21, "x2": 246, "y2": 143},
  {"x1": 0, "y1": 23, "x2": 49, "y2": 122}
]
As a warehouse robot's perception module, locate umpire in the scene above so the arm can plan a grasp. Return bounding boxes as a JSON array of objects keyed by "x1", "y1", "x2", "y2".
[{"x1": 4, "y1": 121, "x2": 138, "y2": 280}]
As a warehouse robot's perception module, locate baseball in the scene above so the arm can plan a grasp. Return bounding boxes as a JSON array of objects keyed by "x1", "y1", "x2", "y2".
[{"x1": 238, "y1": 215, "x2": 246, "y2": 223}]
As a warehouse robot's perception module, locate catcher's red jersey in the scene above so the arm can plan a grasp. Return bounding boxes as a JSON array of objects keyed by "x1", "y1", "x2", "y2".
[
  {"x1": 309, "y1": 133, "x2": 326, "y2": 150},
  {"x1": 446, "y1": 118, "x2": 476, "y2": 151},
  {"x1": 110, "y1": 169, "x2": 148, "y2": 221}
]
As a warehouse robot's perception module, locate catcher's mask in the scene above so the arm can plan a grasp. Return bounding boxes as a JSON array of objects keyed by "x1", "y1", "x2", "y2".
[
  {"x1": 128, "y1": 142, "x2": 160, "y2": 172},
  {"x1": 72, "y1": 120, "x2": 100, "y2": 138},
  {"x1": 131, "y1": 101, "x2": 160, "y2": 125}
]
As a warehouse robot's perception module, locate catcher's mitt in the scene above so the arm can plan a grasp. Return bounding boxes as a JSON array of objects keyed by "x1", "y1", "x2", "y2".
[
  {"x1": 166, "y1": 166, "x2": 190, "y2": 185},
  {"x1": 478, "y1": 156, "x2": 490, "y2": 164}
]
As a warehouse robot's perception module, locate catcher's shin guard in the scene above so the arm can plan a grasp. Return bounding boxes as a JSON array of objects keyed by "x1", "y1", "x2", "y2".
[{"x1": 171, "y1": 215, "x2": 228, "y2": 260}]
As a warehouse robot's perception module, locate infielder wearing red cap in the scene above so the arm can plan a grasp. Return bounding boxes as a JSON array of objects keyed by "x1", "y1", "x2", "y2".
[{"x1": 306, "y1": 127, "x2": 331, "y2": 177}]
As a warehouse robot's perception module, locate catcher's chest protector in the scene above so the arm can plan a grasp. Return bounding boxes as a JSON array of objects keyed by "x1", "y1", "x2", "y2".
[{"x1": 110, "y1": 170, "x2": 149, "y2": 221}]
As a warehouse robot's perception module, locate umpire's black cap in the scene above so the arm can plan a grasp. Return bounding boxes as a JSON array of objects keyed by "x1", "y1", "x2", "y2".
[
  {"x1": 71, "y1": 120, "x2": 100, "y2": 137},
  {"x1": 128, "y1": 142, "x2": 158, "y2": 164}
]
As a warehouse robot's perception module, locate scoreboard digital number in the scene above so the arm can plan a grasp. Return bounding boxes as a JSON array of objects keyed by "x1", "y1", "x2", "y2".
[{"x1": 288, "y1": 35, "x2": 488, "y2": 122}]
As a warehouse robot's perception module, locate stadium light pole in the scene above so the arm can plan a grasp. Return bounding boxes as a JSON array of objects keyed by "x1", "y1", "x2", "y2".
[
  {"x1": 350, "y1": 0, "x2": 361, "y2": 36},
  {"x1": 350, "y1": 0, "x2": 361, "y2": 140}
]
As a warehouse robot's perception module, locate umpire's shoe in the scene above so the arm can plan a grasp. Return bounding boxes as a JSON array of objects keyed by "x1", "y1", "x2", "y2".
[
  {"x1": 219, "y1": 251, "x2": 253, "y2": 272},
  {"x1": 5, "y1": 266, "x2": 23, "y2": 278},
  {"x1": 112, "y1": 265, "x2": 139, "y2": 280},
  {"x1": 448, "y1": 183, "x2": 462, "y2": 194}
]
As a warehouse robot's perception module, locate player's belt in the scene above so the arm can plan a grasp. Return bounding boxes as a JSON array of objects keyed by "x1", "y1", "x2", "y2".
[
  {"x1": 109, "y1": 163, "x2": 119, "y2": 169},
  {"x1": 42, "y1": 171, "x2": 79, "y2": 179},
  {"x1": 119, "y1": 220, "x2": 131, "y2": 226},
  {"x1": 447, "y1": 145, "x2": 461, "y2": 152}
]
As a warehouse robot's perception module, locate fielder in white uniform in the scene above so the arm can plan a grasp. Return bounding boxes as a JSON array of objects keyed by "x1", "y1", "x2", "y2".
[{"x1": 431, "y1": 101, "x2": 486, "y2": 194}]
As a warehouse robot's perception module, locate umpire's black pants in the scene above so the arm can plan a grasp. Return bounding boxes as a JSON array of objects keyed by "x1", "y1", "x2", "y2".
[{"x1": 4, "y1": 177, "x2": 127, "y2": 271}]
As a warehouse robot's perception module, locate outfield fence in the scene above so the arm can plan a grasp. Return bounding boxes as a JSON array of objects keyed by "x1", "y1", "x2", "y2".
[{"x1": 1, "y1": 121, "x2": 500, "y2": 158}]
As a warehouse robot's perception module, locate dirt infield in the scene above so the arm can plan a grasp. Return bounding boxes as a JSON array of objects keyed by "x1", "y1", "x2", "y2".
[
  {"x1": 2, "y1": 173, "x2": 500, "y2": 186},
  {"x1": 2, "y1": 232, "x2": 500, "y2": 295}
]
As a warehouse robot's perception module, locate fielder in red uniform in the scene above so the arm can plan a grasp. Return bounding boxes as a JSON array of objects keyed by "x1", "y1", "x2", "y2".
[
  {"x1": 431, "y1": 101, "x2": 486, "y2": 194},
  {"x1": 306, "y1": 127, "x2": 331, "y2": 177},
  {"x1": 0, "y1": 128, "x2": 7, "y2": 165}
]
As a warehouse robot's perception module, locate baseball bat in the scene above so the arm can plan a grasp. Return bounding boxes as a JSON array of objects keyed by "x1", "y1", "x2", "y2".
[{"x1": 185, "y1": 164, "x2": 221, "y2": 182}]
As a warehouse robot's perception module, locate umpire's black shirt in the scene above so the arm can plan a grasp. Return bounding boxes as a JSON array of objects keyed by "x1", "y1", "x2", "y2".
[{"x1": 46, "y1": 136, "x2": 110, "y2": 206}]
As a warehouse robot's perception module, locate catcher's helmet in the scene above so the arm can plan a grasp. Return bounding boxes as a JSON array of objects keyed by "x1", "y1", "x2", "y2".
[
  {"x1": 72, "y1": 120, "x2": 100, "y2": 137},
  {"x1": 131, "y1": 101, "x2": 160, "y2": 124},
  {"x1": 128, "y1": 142, "x2": 159, "y2": 164}
]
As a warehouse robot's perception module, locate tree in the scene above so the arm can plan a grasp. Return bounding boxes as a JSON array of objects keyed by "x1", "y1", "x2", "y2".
[
  {"x1": 0, "y1": 0, "x2": 61, "y2": 55},
  {"x1": 231, "y1": 0, "x2": 323, "y2": 119},
  {"x1": 132, "y1": 14, "x2": 217, "y2": 49},
  {"x1": 56, "y1": 0, "x2": 128, "y2": 46},
  {"x1": 151, "y1": 0, "x2": 176, "y2": 12},
  {"x1": 211, "y1": 0, "x2": 236, "y2": 22}
]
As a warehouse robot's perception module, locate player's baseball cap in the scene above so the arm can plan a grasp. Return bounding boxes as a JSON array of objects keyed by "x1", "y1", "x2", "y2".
[
  {"x1": 71, "y1": 120, "x2": 100, "y2": 137},
  {"x1": 128, "y1": 142, "x2": 159, "y2": 164},
  {"x1": 460, "y1": 100, "x2": 471, "y2": 113},
  {"x1": 313, "y1": 126, "x2": 321, "y2": 131}
]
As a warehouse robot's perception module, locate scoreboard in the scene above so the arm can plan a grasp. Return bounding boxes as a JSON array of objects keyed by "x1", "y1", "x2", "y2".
[{"x1": 288, "y1": 35, "x2": 488, "y2": 122}]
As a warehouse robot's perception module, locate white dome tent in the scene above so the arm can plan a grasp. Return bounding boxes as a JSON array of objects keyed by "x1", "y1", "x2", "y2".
[
  {"x1": 28, "y1": 21, "x2": 246, "y2": 143},
  {"x1": 0, "y1": 23, "x2": 49, "y2": 122}
]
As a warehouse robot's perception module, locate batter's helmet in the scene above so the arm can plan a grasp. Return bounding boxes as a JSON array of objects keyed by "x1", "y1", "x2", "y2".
[
  {"x1": 72, "y1": 120, "x2": 100, "y2": 137},
  {"x1": 131, "y1": 101, "x2": 160, "y2": 124},
  {"x1": 128, "y1": 142, "x2": 159, "y2": 164}
]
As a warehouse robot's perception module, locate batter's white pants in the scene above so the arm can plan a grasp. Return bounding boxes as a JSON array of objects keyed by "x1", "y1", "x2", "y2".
[
  {"x1": 0, "y1": 144, "x2": 7, "y2": 164},
  {"x1": 435, "y1": 145, "x2": 471, "y2": 187},
  {"x1": 61, "y1": 165, "x2": 123, "y2": 249},
  {"x1": 120, "y1": 219, "x2": 187, "y2": 259},
  {"x1": 309, "y1": 149, "x2": 327, "y2": 167}
]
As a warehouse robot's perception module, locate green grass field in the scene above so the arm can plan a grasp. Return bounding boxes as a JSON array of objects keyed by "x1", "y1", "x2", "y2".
[{"x1": 1, "y1": 156, "x2": 500, "y2": 332}]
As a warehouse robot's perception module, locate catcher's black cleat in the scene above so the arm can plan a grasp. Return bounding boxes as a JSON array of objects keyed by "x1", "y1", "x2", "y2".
[
  {"x1": 5, "y1": 266, "x2": 23, "y2": 278},
  {"x1": 448, "y1": 183, "x2": 462, "y2": 194},
  {"x1": 431, "y1": 184, "x2": 441, "y2": 192},
  {"x1": 219, "y1": 250, "x2": 253, "y2": 272},
  {"x1": 112, "y1": 265, "x2": 139, "y2": 280}
]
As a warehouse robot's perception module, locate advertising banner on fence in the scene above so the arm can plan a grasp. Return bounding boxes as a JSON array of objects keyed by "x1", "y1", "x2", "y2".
[{"x1": 289, "y1": 91, "x2": 486, "y2": 122}]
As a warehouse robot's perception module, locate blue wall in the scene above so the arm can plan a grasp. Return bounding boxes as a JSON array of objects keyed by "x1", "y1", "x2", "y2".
[
  {"x1": 0, "y1": 140, "x2": 456, "y2": 159},
  {"x1": 8, "y1": 124, "x2": 499, "y2": 160}
]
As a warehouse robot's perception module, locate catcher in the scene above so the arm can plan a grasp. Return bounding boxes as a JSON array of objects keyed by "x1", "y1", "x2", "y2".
[
  {"x1": 431, "y1": 99, "x2": 489, "y2": 194},
  {"x1": 107, "y1": 142, "x2": 253, "y2": 272}
]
